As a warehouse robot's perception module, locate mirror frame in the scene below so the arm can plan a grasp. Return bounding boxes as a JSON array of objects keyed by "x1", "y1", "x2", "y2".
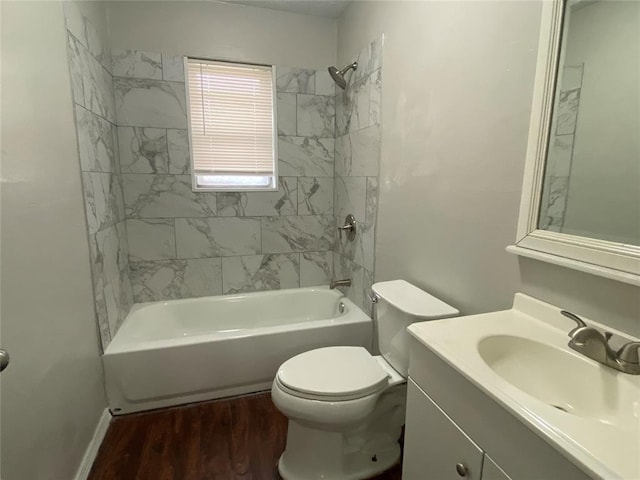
[{"x1": 508, "y1": 0, "x2": 640, "y2": 286}]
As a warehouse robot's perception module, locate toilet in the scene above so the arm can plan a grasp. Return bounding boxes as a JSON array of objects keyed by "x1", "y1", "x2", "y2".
[{"x1": 271, "y1": 279, "x2": 459, "y2": 480}]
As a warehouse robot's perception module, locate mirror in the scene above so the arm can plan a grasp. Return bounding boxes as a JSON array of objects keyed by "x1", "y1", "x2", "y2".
[
  {"x1": 538, "y1": 0, "x2": 640, "y2": 246},
  {"x1": 511, "y1": 0, "x2": 640, "y2": 284}
]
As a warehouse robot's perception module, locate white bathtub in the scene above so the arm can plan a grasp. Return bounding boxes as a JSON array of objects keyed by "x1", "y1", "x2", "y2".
[{"x1": 103, "y1": 287, "x2": 372, "y2": 415}]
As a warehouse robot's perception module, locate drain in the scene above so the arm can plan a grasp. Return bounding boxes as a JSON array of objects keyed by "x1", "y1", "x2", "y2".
[{"x1": 551, "y1": 404, "x2": 568, "y2": 413}]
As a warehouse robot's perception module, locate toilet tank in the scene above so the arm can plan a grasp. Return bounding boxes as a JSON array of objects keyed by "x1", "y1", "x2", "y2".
[{"x1": 372, "y1": 280, "x2": 459, "y2": 377}]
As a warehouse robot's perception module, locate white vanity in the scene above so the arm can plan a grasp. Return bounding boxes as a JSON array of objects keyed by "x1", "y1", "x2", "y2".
[{"x1": 402, "y1": 293, "x2": 639, "y2": 480}]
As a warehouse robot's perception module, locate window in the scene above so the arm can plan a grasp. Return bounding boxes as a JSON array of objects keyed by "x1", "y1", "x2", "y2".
[{"x1": 185, "y1": 58, "x2": 277, "y2": 191}]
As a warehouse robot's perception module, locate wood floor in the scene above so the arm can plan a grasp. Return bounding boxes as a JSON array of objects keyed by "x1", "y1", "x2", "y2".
[{"x1": 88, "y1": 392, "x2": 402, "y2": 480}]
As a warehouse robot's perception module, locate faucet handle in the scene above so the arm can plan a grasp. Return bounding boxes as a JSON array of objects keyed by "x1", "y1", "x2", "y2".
[
  {"x1": 617, "y1": 342, "x2": 640, "y2": 365},
  {"x1": 367, "y1": 291, "x2": 380, "y2": 304},
  {"x1": 561, "y1": 310, "x2": 587, "y2": 336}
]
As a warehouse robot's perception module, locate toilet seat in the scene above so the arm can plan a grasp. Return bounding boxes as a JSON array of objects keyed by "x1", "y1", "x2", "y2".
[{"x1": 276, "y1": 346, "x2": 389, "y2": 401}]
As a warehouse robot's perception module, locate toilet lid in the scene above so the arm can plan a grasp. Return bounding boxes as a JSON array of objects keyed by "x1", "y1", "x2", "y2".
[{"x1": 277, "y1": 346, "x2": 389, "y2": 400}]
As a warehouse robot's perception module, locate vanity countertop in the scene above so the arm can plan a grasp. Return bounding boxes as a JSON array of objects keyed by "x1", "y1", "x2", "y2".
[{"x1": 408, "y1": 293, "x2": 640, "y2": 480}]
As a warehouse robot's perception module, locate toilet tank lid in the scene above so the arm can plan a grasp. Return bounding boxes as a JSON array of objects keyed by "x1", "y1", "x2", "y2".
[{"x1": 372, "y1": 280, "x2": 459, "y2": 319}]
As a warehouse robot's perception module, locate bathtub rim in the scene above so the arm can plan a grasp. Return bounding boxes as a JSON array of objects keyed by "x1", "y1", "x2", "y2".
[{"x1": 104, "y1": 287, "x2": 368, "y2": 355}]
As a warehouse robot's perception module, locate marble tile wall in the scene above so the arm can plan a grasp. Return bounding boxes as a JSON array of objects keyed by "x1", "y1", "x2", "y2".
[
  {"x1": 64, "y1": 9, "x2": 383, "y2": 345},
  {"x1": 113, "y1": 49, "x2": 337, "y2": 301},
  {"x1": 333, "y1": 38, "x2": 383, "y2": 314},
  {"x1": 540, "y1": 64, "x2": 583, "y2": 232},
  {"x1": 64, "y1": 1, "x2": 133, "y2": 350}
]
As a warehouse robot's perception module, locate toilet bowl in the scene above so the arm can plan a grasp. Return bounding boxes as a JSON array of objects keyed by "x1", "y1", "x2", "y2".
[{"x1": 272, "y1": 280, "x2": 459, "y2": 480}]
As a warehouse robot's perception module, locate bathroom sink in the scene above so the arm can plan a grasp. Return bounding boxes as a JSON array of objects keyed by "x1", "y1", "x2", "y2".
[
  {"x1": 408, "y1": 294, "x2": 640, "y2": 480},
  {"x1": 477, "y1": 335, "x2": 639, "y2": 427}
]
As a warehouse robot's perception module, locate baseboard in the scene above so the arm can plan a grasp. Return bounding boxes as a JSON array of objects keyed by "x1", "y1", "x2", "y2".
[{"x1": 74, "y1": 408, "x2": 111, "y2": 480}]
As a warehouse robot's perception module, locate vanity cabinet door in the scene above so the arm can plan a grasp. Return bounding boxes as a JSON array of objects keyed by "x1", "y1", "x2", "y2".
[
  {"x1": 403, "y1": 379, "x2": 484, "y2": 480},
  {"x1": 482, "y1": 455, "x2": 513, "y2": 480}
]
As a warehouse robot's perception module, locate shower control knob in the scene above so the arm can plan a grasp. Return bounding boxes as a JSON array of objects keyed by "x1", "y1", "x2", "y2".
[
  {"x1": 0, "y1": 349, "x2": 10, "y2": 372},
  {"x1": 456, "y1": 463, "x2": 468, "y2": 477},
  {"x1": 338, "y1": 214, "x2": 357, "y2": 241}
]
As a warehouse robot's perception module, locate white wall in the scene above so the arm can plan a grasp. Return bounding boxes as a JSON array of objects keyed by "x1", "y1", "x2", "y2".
[
  {"x1": 562, "y1": 0, "x2": 640, "y2": 245},
  {"x1": 338, "y1": 1, "x2": 541, "y2": 315},
  {"x1": 519, "y1": 258, "x2": 640, "y2": 336},
  {"x1": 1, "y1": 2, "x2": 107, "y2": 478},
  {"x1": 106, "y1": 0, "x2": 337, "y2": 68},
  {"x1": 337, "y1": 0, "x2": 640, "y2": 335}
]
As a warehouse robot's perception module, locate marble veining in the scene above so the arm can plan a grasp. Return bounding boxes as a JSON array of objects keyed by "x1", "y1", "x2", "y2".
[
  {"x1": 118, "y1": 127, "x2": 169, "y2": 173},
  {"x1": 348, "y1": 176, "x2": 378, "y2": 271},
  {"x1": 555, "y1": 88, "x2": 580, "y2": 136},
  {"x1": 315, "y1": 70, "x2": 336, "y2": 96},
  {"x1": 334, "y1": 176, "x2": 367, "y2": 224},
  {"x1": 123, "y1": 174, "x2": 216, "y2": 218},
  {"x1": 298, "y1": 177, "x2": 333, "y2": 215},
  {"x1": 335, "y1": 216, "x2": 375, "y2": 273},
  {"x1": 92, "y1": 221, "x2": 129, "y2": 284},
  {"x1": 353, "y1": 37, "x2": 382, "y2": 85},
  {"x1": 114, "y1": 77, "x2": 187, "y2": 129},
  {"x1": 561, "y1": 64, "x2": 584, "y2": 92},
  {"x1": 71, "y1": 49, "x2": 382, "y2": 309},
  {"x1": 94, "y1": 283, "x2": 111, "y2": 349},
  {"x1": 300, "y1": 251, "x2": 333, "y2": 287},
  {"x1": 277, "y1": 93, "x2": 297, "y2": 136},
  {"x1": 67, "y1": 32, "x2": 116, "y2": 122},
  {"x1": 64, "y1": 27, "x2": 387, "y2": 341},
  {"x1": 369, "y1": 69, "x2": 382, "y2": 127},
  {"x1": 112, "y1": 49, "x2": 162, "y2": 80},
  {"x1": 75, "y1": 105, "x2": 117, "y2": 173},
  {"x1": 64, "y1": 0, "x2": 112, "y2": 71},
  {"x1": 547, "y1": 135, "x2": 574, "y2": 177},
  {"x1": 130, "y1": 258, "x2": 223, "y2": 302},
  {"x1": 126, "y1": 218, "x2": 176, "y2": 261},
  {"x1": 362, "y1": 268, "x2": 375, "y2": 317},
  {"x1": 175, "y1": 217, "x2": 261, "y2": 258},
  {"x1": 331, "y1": 37, "x2": 383, "y2": 315},
  {"x1": 365, "y1": 177, "x2": 378, "y2": 226},
  {"x1": 336, "y1": 77, "x2": 370, "y2": 135},
  {"x1": 103, "y1": 269, "x2": 133, "y2": 338},
  {"x1": 91, "y1": 223, "x2": 132, "y2": 347},
  {"x1": 297, "y1": 94, "x2": 335, "y2": 138},
  {"x1": 65, "y1": 6, "x2": 136, "y2": 351},
  {"x1": 83, "y1": 172, "x2": 125, "y2": 234},
  {"x1": 222, "y1": 254, "x2": 300, "y2": 294},
  {"x1": 67, "y1": 33, "x2": 87, "y2": 107},
  {"x1": 335, "y1": 126, "x2": 381, "y2": 177},
  {"x1": 261, "y1": 215, "x2": 333, "y2": 254},
  {"x1": 278, "y1": 136, "x2": 334, "y2": 177},
  {"x1": 112, "y1": 125, "x2": 121, "y2": 173},
  {"x1": 85, "y1": 57, "x2": 116, "y2": 123},
  {"x1": 540, "y1": 65, "x2": 582, "y2": 233},
  {"x1": 277, "y1": 67, "x2": 315, "y2": 94},
  {"x1": 162, "y1": 54, "x2": 185, "y2": 82},
  {"x1": 540, "y1": 175, "x2": 569, "y2": 232},
  {"x1": 117, "y1": 270, "x2": 134, "y2": 332},
  {"x1": 217, "y1": 177, "x2": 297, "y2": 216},
  {"x1": 167, "y1": 129, "x2": 190, "y2": 174}
]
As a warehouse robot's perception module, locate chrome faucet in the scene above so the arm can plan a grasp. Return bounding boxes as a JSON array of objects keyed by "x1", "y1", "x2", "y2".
[
  {"x1": 562, "y1": 310, "x2": 640, "y2": 375},
  {"x1": 330, "y1": 279, "x2": 351, "y2": 289}
]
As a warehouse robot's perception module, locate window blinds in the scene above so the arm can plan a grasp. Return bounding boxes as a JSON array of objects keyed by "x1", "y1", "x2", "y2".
[{"x1": 186, "y1": 58, "x2": 276, "y2": 189}]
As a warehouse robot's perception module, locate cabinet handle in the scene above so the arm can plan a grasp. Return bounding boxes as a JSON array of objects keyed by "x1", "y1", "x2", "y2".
[{"x1": 456, "y1": 463, "x2": 468, "y2": 477}]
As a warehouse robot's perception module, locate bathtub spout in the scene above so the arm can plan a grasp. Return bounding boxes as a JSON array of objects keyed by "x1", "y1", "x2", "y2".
[{"x1": 330, "y1": 279, "x2": 351, "y2": 289}]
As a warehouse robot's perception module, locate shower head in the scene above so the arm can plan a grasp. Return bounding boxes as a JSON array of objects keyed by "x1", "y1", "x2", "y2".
[{"x1": 328, "y1": 61, "x2": 358, "y2": 90}]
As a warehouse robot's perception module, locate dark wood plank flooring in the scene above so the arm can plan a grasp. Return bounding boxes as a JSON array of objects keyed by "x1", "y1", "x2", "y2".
[{"x1": 88, "y1": 392, "x2": 402, "y2": 480}]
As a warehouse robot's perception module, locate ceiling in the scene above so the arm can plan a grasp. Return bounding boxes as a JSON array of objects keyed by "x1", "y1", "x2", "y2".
[{"x1": 224, "y1": 0, "x2": 351, "y2": 18}]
